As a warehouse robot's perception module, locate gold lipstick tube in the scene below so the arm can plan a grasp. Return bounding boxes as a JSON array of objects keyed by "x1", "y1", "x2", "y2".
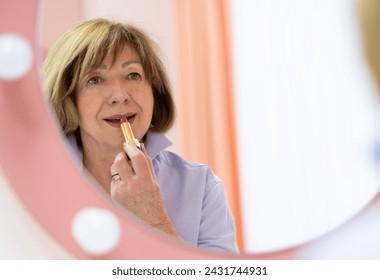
[{"x1": 121, "y1": 121, "x2": 141, "y2": 149}]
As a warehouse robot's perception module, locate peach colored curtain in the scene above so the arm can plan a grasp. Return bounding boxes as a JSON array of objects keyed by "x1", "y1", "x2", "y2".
[{"x1": 174, "y1": 0, "x2": 244, "y2": 249}]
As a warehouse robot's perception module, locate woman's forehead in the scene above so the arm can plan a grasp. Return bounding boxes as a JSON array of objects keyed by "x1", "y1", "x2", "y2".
[
  {"x1": 84, "y1": 43, "x2": 142, "y2": 73},
  {"x1": 104, "y1": 44, "x2": 140, "y2": 64}
]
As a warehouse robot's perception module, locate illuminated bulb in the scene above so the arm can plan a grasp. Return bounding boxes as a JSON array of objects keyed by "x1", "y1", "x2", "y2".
[
  {"x1": 71, "y1": 207, "x2": 121, "y2": 256},
  {"x1": 0, "y1": 33, "x2": 33, "y2": 81}
]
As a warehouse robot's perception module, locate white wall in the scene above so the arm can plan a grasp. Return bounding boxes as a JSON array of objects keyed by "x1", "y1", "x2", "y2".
[{"x1": 231, "y1": 0, "x2": 380, "y2": 253}]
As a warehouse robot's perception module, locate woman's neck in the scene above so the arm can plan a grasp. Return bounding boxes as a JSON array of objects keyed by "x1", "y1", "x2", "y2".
[{"x1": 81, "y1": 141, "x2": 121, "y2": 194}]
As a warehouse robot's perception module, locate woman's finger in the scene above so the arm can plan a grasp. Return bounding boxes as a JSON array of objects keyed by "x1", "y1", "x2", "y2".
[
  {"x1": 123, "y1": 142, "x2": 152, "y2": 178},
  {"x1": 111, "y1": 151, "x2": 133, "y2": 181}
]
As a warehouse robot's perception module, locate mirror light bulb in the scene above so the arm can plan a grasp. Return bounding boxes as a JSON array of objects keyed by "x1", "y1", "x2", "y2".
[
  {"x1": 71, "y1": 207, "x2": 121, "y2": 256},
  {"x1": 0, "y1": 33, "x2": 33, "y2": 81}
]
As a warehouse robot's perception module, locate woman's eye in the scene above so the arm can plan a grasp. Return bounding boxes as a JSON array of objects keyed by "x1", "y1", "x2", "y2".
[
  {"x1": 87, "y1": 76, "x2": 102, "y2": 85},
  {"x1": 128, "y1": 72, "x2": 142, "y2": 80}
]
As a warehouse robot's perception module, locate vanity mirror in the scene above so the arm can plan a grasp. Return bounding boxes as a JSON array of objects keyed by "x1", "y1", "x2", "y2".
[{"x1": 1, "y1": 0, "x2": 380, "y2": 259}]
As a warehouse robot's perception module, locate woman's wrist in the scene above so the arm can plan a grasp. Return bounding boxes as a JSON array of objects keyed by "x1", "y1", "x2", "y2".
[{"x1": 153, "y1": 216, "x2": 184, "y2": 241}]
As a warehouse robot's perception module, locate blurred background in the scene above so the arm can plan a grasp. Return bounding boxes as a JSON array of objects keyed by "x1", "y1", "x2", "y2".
[{"x1": 1, "y1": 0, "x2": 380, "y2": 257}]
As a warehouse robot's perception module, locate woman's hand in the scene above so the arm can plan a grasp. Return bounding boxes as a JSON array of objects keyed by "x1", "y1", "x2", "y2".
[{"x1": 110, "y1": 143, "x2": 182, "y2": 240}]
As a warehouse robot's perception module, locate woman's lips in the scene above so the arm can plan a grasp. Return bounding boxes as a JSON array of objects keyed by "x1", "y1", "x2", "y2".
[{"x1": 104, "y1": 114, "x2": 136, "y2": 128}]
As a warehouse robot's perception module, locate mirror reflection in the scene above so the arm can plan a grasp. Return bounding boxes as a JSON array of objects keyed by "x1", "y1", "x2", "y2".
[
  {"x1": 40, "y1": 0, "x2": 380, "y2": 254},
  {"x1": 42, "y1": 16, "x2": 238, "y2": 253}
]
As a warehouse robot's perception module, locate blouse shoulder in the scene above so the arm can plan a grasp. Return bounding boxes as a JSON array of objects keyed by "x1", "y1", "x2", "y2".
[{"x1": 154, "y1": 150, "x2": 222, "y2": 191}]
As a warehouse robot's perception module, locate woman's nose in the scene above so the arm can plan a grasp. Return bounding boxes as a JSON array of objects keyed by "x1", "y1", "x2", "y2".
[{"x1": 109, "y1": 82, "x2": 131, "y2": 104}]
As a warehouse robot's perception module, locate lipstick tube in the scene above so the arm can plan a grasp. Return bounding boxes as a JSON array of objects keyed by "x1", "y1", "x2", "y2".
[{"x1": 121, "y1": 121, "x2": 141, "y2": 149}]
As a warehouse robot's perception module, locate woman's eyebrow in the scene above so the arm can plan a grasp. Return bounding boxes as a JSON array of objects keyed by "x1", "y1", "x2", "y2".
[
  {"x1": 93, "y1": 60, "x2": 142, "y2": 71},
  {"x1": 96, "y1": 65, "x2": 107, "y2": 70},
  {"x1": 121, "y1": 60, "x2": 142, "y2": 68}
]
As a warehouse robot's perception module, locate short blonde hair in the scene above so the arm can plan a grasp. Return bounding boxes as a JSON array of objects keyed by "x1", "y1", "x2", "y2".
[
  {"x1": 43, "y1": 18, "x2": 175, "y2": 136},
  {"x1": 357, "y1": 0, "x2": 380, "y2": 86}
]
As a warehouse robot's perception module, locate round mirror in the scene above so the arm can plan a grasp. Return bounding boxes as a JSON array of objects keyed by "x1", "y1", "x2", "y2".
[{"x1": 1, "y1": 0, "x2": 380, "y2": 259}]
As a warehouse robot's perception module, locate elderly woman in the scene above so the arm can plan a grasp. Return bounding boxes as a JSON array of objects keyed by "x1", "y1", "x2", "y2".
[{"x1": 43, "y1": 18, "x2": 238, "y2": 253}]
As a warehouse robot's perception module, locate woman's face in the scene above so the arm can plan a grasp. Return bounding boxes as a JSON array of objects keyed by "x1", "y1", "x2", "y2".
[{"x1": 76, "y1": 43, "x2": 154, "y2": 150}]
